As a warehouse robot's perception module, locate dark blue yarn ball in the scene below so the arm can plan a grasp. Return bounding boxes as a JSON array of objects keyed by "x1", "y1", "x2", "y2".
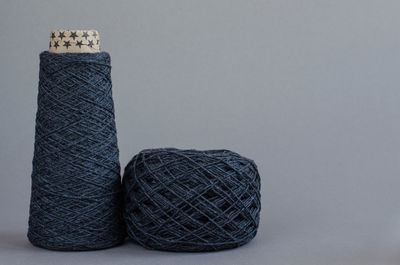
[
  {"x1": 122, "y1": 148, "x2": 261, "y2": 252},
  {"x1": 28, "y1": 51, "x2": 125, "y2": 250}
]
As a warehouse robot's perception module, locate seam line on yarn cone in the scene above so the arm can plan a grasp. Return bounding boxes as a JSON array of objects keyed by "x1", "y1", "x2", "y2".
[{"x1": 28, "y1": 30, "x2": 125, "y2": 251}]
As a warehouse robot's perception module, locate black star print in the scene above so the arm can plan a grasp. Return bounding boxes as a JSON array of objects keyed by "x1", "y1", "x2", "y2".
[
  {"x1": 87, "y1": 40, "x2": 94, "y2": 48},
  {"x1": 69, "y1": 31, "x2": 78, "y2": 40},
  {"x1": 96, "y1": 39, "x2": 99, "y2": 45},
  {"x1": 51, "y1": 32, "x2": 56, "y2": 39},
  {"x1": 53, "y1": 41, "x2": 59, "y2": 49},
  {"x1": 82, "y1": 31, "x2": 89, "y2": 39},
  {"x1": 58, "y1": 31, "x2": 65, "y2": 40},
  {"x1": 76, "y1": 40, "x2": 84, "y2": 48},
  {"x1": 92, "y1": 31, "x2": 97, "y2": 38},
  {"x1": 49, "y1": 41, "x2": 52, "y2": 48},
  {"x1": 63, "y1": 40, "x2": 71, "y2": 49}
]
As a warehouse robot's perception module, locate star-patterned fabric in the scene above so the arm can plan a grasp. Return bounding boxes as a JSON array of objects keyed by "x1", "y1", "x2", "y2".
[{"x1": 49, "y1": 30, "x2": 100, "y2": 53}]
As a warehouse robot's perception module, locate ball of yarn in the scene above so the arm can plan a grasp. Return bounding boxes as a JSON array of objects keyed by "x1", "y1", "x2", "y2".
[
  {"x1": 28, "y1": 51, "x2": 125, "y2": 250},
  {"x1": 122, "y1": 148, "x2": 261, "y2": 252}
]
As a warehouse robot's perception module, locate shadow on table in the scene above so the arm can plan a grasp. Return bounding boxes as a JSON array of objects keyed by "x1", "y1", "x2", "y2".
[{"x1": 0, "y1": 230, "x2": 33, "y2": 252}]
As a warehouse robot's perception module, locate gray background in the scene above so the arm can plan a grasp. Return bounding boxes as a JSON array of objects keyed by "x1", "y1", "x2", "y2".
[{"x1": 1, "y1": 0, "x2": 400, "y2": 264}]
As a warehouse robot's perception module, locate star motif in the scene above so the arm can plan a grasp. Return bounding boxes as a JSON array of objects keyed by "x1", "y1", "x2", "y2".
[
  {"x1": 53, "y1": 41, "x2": 59, "y2": 49},
  {"x1": 92, "y1": 31, "x2": 97, "y2": 38},
  {"x1": 82, "y1": 31, "x2": 89, "y2": 39},
  {"x1": 51, "y1": 32, "x2": 56, "y2": 39},
  {"x1": 49, "y1": 41, "x2": 52, "y2": 48},
  {"x1": 76, "y1": 40, "x2": 84, "y2": 48},
  {"x1": 96, "y1": 39, "x2": 99, "y2": 45},
  {"x1": 58, "y1": 31, "x2": 65, "y2": 40},
  {"x1": 87, "y1": 40, "x2": 94, "y2": 48},
  {"x1": 63, "y1": 40, "x2": 71, "y2": 49},
  {"x1": 69, "y1": 31, "x2": 78, "y2": 40}
]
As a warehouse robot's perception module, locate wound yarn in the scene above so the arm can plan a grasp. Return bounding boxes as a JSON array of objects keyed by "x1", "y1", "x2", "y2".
[
  {"x1": 28, "y1": 51, "x2": 125, "y2": 250},
  {"x1": 122, "y1": 148, "x2": 261, "y2": 252}
]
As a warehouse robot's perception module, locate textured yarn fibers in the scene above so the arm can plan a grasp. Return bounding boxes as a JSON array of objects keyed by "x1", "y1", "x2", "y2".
[
  {"x1": 123, "y1": 148, "x2": 261, "y2": 252},
  {"x1": 28, "y1": 52, "x2": 125, "y2": 250}
]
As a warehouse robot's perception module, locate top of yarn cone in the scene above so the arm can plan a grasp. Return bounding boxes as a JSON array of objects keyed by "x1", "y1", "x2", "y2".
[{"x1": 49, "y1": 30, "x2": 100, "y2": 53}]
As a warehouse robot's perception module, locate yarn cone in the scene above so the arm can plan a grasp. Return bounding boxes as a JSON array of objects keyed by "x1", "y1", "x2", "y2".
[{"x1": 28, "y1": 51, "x2": 125, "y2": 250}]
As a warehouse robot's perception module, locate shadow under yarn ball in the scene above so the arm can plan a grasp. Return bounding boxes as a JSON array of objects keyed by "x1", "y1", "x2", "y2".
[{"x1": 122, "y1": 148, "x2": 261, "y2": 252}]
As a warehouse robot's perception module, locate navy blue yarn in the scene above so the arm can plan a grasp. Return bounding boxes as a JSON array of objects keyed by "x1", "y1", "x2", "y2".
[
  {"x1": 122, "y1": 148, "x2": 261, "y2": 252},
  {"x1": 28, "y1": 51, "x2": 125, "y2": 250}
]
